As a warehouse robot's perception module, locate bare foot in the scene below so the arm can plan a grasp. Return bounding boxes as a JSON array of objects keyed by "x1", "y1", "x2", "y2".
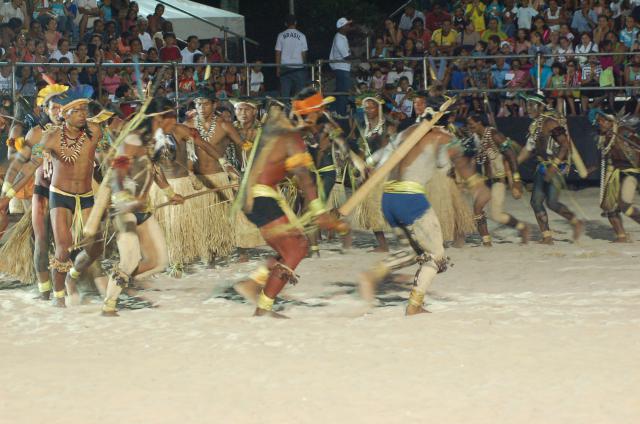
[
  {"x1": 519, "y1": 225, "x2": 530, "y2": 245},
  {"x1": 371, "y1": 246, "x2": 389, "y2": 253},
  {"x1": 572, "y1": 220, "x2": 584, "y2": 241},
  {"x1": 613, "y1": 234, "x2": 630, "y2": 243},
  {"x1": 358, "y1": 272, "x2": 378, "y2": 303},
  {"x1": 237, "y1": 254, "x2": 249, "y2": 263},
  {"x1": 101, "y1": 310, "x2": 119, "y2": 317},
  {"x1": 53, "y1": 297, "x2": 66, "y2": 308},
  {"x1": 233, "y1": 279, "x2": 262, "y2": 304},
  {"x1": 539, "y1": 237, "x2": 554, "y2": 245},
  {"x1": 482, "y1": 241, "x2": 493, "y2": 247},
  {"x1": 405, "y1": 304, "x2": 431, "y2": 316},
  {"x1": 253, "y1": 307, "x2": 289, "y2": 319},
  {"x1": 35, "y1": 291, "x2": 51, "y2": 301},
  {"x1": 452, "y1": 236, "x2": 465, "y2": 248},
  {"x1": 67, "y1": 292, "x2": 81, "y2": 307}
]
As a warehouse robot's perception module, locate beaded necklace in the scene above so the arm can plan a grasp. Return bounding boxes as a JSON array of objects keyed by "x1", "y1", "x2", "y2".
[
  {"x1": 195, "y1": 113, "x2": 217, "y2": 143},
  {"x1": 59, "y1": 124, "x2": 87, "y2": 163}
]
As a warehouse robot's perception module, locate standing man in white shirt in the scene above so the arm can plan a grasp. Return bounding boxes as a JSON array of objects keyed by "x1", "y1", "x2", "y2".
[
  {"x1": 275, "y1": 14, "x2": 308, "y2": 98},
  {"x1": 136, "y1": 18, "x2": 154, "y2": 52},
  {"x1": 515, "y1": 0, "x2": 538, "y2": 30},
  {"x1": 329, "y1": 17, "x2": 352, "y2": 118},
  {"x1": 181, "y1": 35, "x2": 203, "y2": 64}
]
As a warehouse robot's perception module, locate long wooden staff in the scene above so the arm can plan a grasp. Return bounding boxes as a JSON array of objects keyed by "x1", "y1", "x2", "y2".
[
  {"x1": 154, "y1": 184, "x2": 238, "y2": 209},
  {"x1": 338, "y1": 96, "x2": 456, "y2": 217}
]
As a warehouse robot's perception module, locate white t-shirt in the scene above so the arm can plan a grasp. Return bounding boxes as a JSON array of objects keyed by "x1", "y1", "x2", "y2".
[
  {"x1": 399, "y1": 11, "x2": 426, "y2": 32},
  {"x1": 75, "y1": 0, "x2": 99, "y2": 27},
  {"x1": 250, "y1": 70, "x2": 264, "y2": 93},
  {"x1": 329, "y1": 33, "x2": 350, "y2": 72},
  {"x1": 386, "y1": 70, "x2": 414, "y2": 86},
  {"x1": 50, "y1": 50, "x2": 75, "y2": 63},
  {"x1": 516, "y1": 6, "x2": 538, "y2": 30},
  {"x1": 0, "y1": 73, "x2": 12, "y2": 92},
  {"x1": 0, "y1": 2, "x2": 25, "y2": 22},
  {"x1": 275, "y1": 28, "x2": 308, "y2": 68},
  {"x1": 181, "y1": 47, "x2": 203, "y2": 64},
  {"x1": 138, "y1": 32, "x2": 154, "y2": 52}
]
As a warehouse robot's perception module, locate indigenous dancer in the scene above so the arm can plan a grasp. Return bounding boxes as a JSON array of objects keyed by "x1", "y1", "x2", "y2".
[
  {"x1": 466, "y1": 114, "x2": 530, "y2": 245},
  {"x1": 594, "y1": 111, "x2": 640, "y2": 241},
  {"x1": 0, "y1": 85, "x2": 68, "y2": 298},
  {"x1": 234, "y1": 88, "x2": 343, "y2": 318},
  {"x1": 102, "y1": 97, "x2": 184, "y2": 316},
  {"x1": 183, "y1": 87, "x2": 244, "y2": 264},
  {"x1": 413, "y1": 91, "x2": 475, "y2": 247},
  {"x1": 517, "y1": 94, "x2": 583, "y2": 244},
  {"x1": 353, "y1": 96, "x2": 392, "y2": 252},
  {"x1": 359, "y1": 96, "x2": 489, "y2": 315},
  {"x1": 41, "y1": 86, "x2": 103, "y2": 306}
]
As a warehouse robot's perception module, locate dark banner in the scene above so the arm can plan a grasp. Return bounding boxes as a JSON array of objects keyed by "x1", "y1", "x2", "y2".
[{"x1": 496, "y1": 116, "x2": 600, "y2": 184}]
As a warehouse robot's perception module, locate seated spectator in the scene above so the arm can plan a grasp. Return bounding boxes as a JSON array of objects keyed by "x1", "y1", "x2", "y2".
[
  {"x1": 452, "y1": 7, "x2": 467, "y2": 32},
  {"x1": 558, "y1": 23, "x2": 575, "y2": 43},
  {"x1": 128, "y1": 38, "x2": 146, "y2": 60},
  {"x1": 28, "y1": 20, "x2": 44, "y2": 42},
  {"x1": 546, "y1": 62, "x2": 568, "y2": 114},
  {"x1": 392, "y1": 76, "x2": 414, "y2": 120},
  {"x1": 545, "y1": 0, "x2": 562, "y2": 32},
  {"x1": 16, "y1": 65, "x2": 36, "y2": 97},
  {"x1": 371, "y1": 37, "x2": 389, "y2": 59},
  {"x1": 136, "y1": 18, "x2": 154, "y2": 51},
  {"x1": 74, "y1": 42, "x2": 89, "y2": 63},
  {"x1": 250, "y1": 61, "x2": 265, "y2": 96},
  {"x1": 104, "y1": 20, "x2": 117, "y2": 41},
  {"x1": 102, "y1": 66, "x2": 121, "y2": 95},
  {"x1": 457, "y1": 22, "x2": 480, "y2": 51},
  {"x1": 468, "y1": 57, "x2": 492, "y2": 112},
  {"x1": 575, "y1": 32, "x2": 598, "y2": 65},
  {"x1": 116, "y1": 83, "x2": 138, "y2": 118},
  {"x1": 465, "y1": 0, "x2": 486, "y2": 33},
  {"x1": 121, "y1": 3, "x2": 139, "y2": 34},
  {"x1": 528, "y1": 31, "x2": 552, "y2": 66},
  {"x1": 571, "y1": 1, "x2": 597, "y2": 34},
  {"x1": 44, "y1": 16, "x2": 62, "y2": 52},
  {"x1": 408, "y1": 18, "x2": 430, "y2": 46},
  {"x1": 531, "y1": 16, "x2": 550, "y2": 43},
  {"x1": 556, "y1": 36, "x2": 574, "y2": 63},
  {"x1": 563, "y1": 60, "x2": 581, "y2": 115},
  {"x1": 482, "y1": 17, "x2": 508, "y2": 42},
  {"x1": 82, "y1": 18, "x2": 104, "y2": 44},
  {"x1": 516, "y1": 0, "x2": 538, "y2": 31},
  {"x1": 207, "y1": 38, "x2": 224, "y2": 63},
  {"x1": 505, "y1": 58, "x2": 532, "y2": 116},
  {"x1": 431, "y1": 20, "x2": 458, "y2": 55},
  {"x1": 160, "y1": 32, "x2": 181, "y2": 62},
  {"x1": 0, "y1": 0, "x2": 28, "y2": 29},
  {"x1": 514, "y1": 29, "x2": 531, "y2": 54},
  {"x1": 76, "y1": 0, "x2": 100, "y2": 39},
  {"x1": 117, "y1": 31, "x2": 132, "y2": 56},
  {"x1": 624, "y1": 50, "x2": 640, "y2": 96},
  {"x1": 593, "y1": 15, "x2": 610, "y2": 45},
  {"x1": 485, "y1": 0, "x2": 505, "y2": 24},
  {"x1": 50, "y1": 38, "x2": 74, "y2": 62},
  {"x1": 386, "y1": 61, "x2": 413, "y2": 86},
  {"x1": 491, "y1": 56, "x2": 511, "y2": 116},
  {"x1": 370, "y1": 68, "x2": 386, "y2": 90},
  {"x1": 383, "y1": 18, "x2": 402, "y2": 47},
  {"x1": 580, "y1": 55, "x2": 603, "y2": 114},
  {"x1": 147, "y1": 47, "x2": 159, "y2": 62},
  {"x1": 502, "y1": 10, "x2": 516, "y2": 39},
  {"x1": 181, "y1": 35, "x2": 202, "y2": 64},
  {"x1": 398, "y1": 4, "x2": 425, "y2": 35},
  {"x1": 147, "y1": 3, "x2": 166, "y2": 34},
  {"x1": 100, "y1": 0, "x2": 114, "y2": 23},
  {"x1": 79, "y1": 59, "x2": 99, "y2": 86},
  {"x1": 425, "y1": 3, "x2": 451, "y2": 32},
  {"x1": 178, "y1": 67, "x2": 196, "y2": 92},
  {"x1": 619, "y1": 16, "x2": 639, "y2": 49},
  {"x1": 103, "y1": 37, "x2": 123, "y2": 63}
]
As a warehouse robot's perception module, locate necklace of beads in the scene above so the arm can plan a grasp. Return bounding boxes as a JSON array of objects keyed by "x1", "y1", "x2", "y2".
[
  {"x1": 60, "y1": 124, "x2": 87, "y2": 163},
  {"x1": 195, "y1": 114, "x2": 217, "y2": 143}
]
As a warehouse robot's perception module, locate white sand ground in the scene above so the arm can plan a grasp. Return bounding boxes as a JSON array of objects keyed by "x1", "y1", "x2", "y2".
[{"x1": 1, "y1": 188, "x2": 639, "y2": 424}]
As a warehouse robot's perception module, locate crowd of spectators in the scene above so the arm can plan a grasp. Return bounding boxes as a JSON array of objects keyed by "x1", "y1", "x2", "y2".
[
  {"x1": 344, "y1": 0, "x2": 640, "y2": 118},
  {"x1": 0, "y1": 0, "x2": 266, "y2": 119}
]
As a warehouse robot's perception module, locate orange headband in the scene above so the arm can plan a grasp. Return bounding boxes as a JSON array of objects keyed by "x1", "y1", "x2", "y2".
[{"x1": 292, "y1": 93, "x2": 325, "y2": 115}]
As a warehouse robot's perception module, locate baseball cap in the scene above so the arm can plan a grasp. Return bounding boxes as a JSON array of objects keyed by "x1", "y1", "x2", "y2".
[{"x1": 336, "y1": 17, "x2": 352, "y2": 29}]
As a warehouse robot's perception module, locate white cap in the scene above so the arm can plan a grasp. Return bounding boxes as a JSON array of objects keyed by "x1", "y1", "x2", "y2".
[{"x1": 336, "y1": 17, "x2": 352, "y2": 29}]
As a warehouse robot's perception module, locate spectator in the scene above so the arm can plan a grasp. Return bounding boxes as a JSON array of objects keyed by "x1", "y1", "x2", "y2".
[
  {"x1": 147, "y1": 3, "x2": 166, "y2": 35},
  {"x1": 452, "y1": 7, "x2": 467, "y2": 32},
  {"x1": 529, "y1": 31, "x2": 552, "y2": 65},
  {"x1": 571, "y1": 2, "x2": 598, "y2": 34},
  {"x1": 431, "y1": 20, "x2": 458, "y2": 55},
  {"x1": 82, "y1": 18, "x2": 104, "y2": 44},
  {"x1": 575, "y1": 32, "x2": 598, "y2": 65},
  {"x1": 73, "y1": 42, "x2": 89, "y2": 63},
  {"x1": 563, "y1": 60, "x2": 580, "y2": 115},
  {"x1": 492, "y1": 56, "x2": 511, "y2": 116},
  {"x1": 76, "y1": 0, "x2": 100, "y2": 39},
  {"x1": 556, "y1": 36, "x2": 574, "y2": 63},
  {"x1": 0, "y1": 0, "x2": 28, "y2": 29},
  {"x1": 129, "y1": 38, "x2": 145, "y2": 60},
  {"x1": 502, "y1": 10, "x2": 517, "y2": 38},
  {"x1": 465, "y1": 0, "x2": 486, "y2": 33},
  {"x1": 398, "y1": 4, "x2": 426, "y2": 34},
  {"x1": 370, "y1": 68, "x2": 386, "y2": 90},
  {"x1": 425, "y1": 3, "x2": 451, "y2": 32},
  {"x1": 387, "y1": 61, "x2": 414, "y2": 86},
  {"x1": 16, "y1": 66, "x2": 36, "y2": 97},
  {"x1": 50, "y1": 38, "x2": 74, "y2": 62},
  {"x1": 619, "y1": 16, "x2": 639, "y2": 49},
  {"x1": 329, "y1": 17, "x2": 352, "y2": 118},
  {"x1": 104, "y1": 20, "x2": 117, "y2": 41},
  {"x1": 100, "y1": 0, "x2": 114, "y2": 23},
  {"x1": 458, "y1": 22, "x2": 481, "y2": 51},
  {"x1": 558, "y1": 23, "x2": 575, "y2": 43},
  {"x1": 505, "y1": 58, "x2": 531, "y2": 116},
  {"x1": 116, "y1": 84, "x2": 137, "y2": 118},
  {"x1": 546, "y1": 62, "x2": 567, "y2": 113},
  {"x1": 544, "y1": 0, "x2": 563, "y2": 32},
  {"x1": 207, "y1": 38, "x2": 224, "y2": 63},
  {"x1": 103, "y1": 37, "x2": 122, "y2": 63},
  {"x1": 0, "y1": 65, "x2": 14, "y2": 92},
  {"x1": 275, "y1": 14, "x2": 308, "y2": 98},
  {"x1": 79, "y1": 59, "x2": 99, "y2": 86},
  {"x1": 531, "y1": 16, "x2": 550, "y2": 43},
  {"x1": 393, "y1": 76, "x2": 413, "y2": 119},
  {"x1": 250, "y1": 60, "x2": 265, "y2": 96},
  {"x1": 147, "y1": 47, "x2": 159, "y2": 62},
  {"x1": 44, "y1": 16, "x2": 62, "y2": 52},
  {"x1": 408, "y1": 18, "x2": 431, "y2": 46},
  {"x1": 136, "y1": 19, "x2": 154, "y2": 51},
  {"x1": 482, "y1": 17, "x2": 508, "y2": 41},
  {"x1": 28, "y1": 20, "x2": 44, "y2": 42},
  {"x1": 383, "y1": 18, "x2": 403, "y2": 47},
  {"x1": 102, "y1": 66, "x2": 121, "y2": 94},
  {"x1": 580, "y1": 55, "x2": 603, "y2": 114},
  {"x1": 624, "y1": 50, "x2": 640, "y2": 95},
  {"x1": 486, "y1": 0, "x2": 505, "y2": 24},
  {"x1": 181, "y1": 35, "x2": 202, "y2": 64},
  {"x1": 516, "y1": 0, "x2": 538, "y2": 30},
  {"x1": 593, "y1": 15, "x2": 610, "y2": 45},
  {"x1": 160, "y1": 32, "x2": 181, "y2": 62},
  {"x1": 31, "y1": 40, "x2": 48, "y2": 63},
  {"x1": 370, "y1": 37, "x2": 389, "y2": 59}
]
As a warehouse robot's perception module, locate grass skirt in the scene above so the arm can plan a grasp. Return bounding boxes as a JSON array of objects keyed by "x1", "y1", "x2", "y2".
[
  {"x1": 353, "y1": 182, "x2": 390, "y2": 232},
  {"x1": 424, "y1": 171, "x2": 476, "y2": 242},
  {"x1": 0, "y1": 211, "x2": 35, "y2": 284}
]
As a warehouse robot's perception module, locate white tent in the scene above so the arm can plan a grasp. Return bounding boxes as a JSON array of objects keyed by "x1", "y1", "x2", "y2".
[{"x1": 137, "y1": 0, "x2": 245, "y2": 41}]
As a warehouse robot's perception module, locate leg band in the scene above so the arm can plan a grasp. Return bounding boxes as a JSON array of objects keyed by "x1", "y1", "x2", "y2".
[
  {"x1": 38, "y1": 280, "x2": 52, "y2": 293},
  {"x1": 542, "y1": 230, "x2": 553, "y2": 238},
  {"x1": 53, "y1": 289, "x2": 66, "y2": 299},
  {"x1": 625, "y1": 206, "x2": 635, "y2": 217},
  {"x1": 570, "y1": 217, "x2": 579, "y2": 225},
  {"x1": 516, "y1": 222, "x2": 526, "y2": 230},
  {"x1": 49, "y1": 258, "x2": 73, "y2": 273},
  {"x1": 473, "y1": 213, "x2": 487, "y2": 225},
  {"x1": 249, "y1": 265, "x2": 270, "y2": 286},
  {"x1": 257, "y1": 290, "x2": 275, "y2": 311},
  {"x1": 111, "y1": 268, "x2": 131, "y2": 288},
  {"x1": 408, "y1": 289, "x2": 425, "y2": 307},
  {"x1": 69, "y1": 267, "x2": 81, "y2": 280},
  {"x1": 482, "y1": 235, "x2": 492, "y2": 244},
  {"x1": 103, "y1": 298, "x2": 118, "y2": 313},
  {"x1": 273, "y1": 262, "x2": 299, "y2": 286}
]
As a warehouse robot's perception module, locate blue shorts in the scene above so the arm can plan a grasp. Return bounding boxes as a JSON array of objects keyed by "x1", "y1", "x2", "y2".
[{"x1": 381, "y1": 192, "x2": 430, "y2": 228}]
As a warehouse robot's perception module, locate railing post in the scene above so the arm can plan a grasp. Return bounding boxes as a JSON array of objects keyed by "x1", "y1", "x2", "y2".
[
  {"x1": 310, "y1": 64, "x2": 316, "y2": 88},
  {"x1": 223, "y1": 29, "x2": 229, "y2": 61},
  {"x1": 243, "y1": 39, "x2": 250, "y2": 96},
  {"x1": 536, "y1": 53, "x2": 542, "y2": 95},
  {"x1": 10, "y1": 62, "x2": 16, "y2": 106},
  {"x1": 366, "y1": 33, "x2": 370, "y2": 61},
  {"x1": 422, "y1": 56, "x2": 428, "y2": 91},
  {"x1": 173, "y1": 62, "x2": 179, "y2": 111}
]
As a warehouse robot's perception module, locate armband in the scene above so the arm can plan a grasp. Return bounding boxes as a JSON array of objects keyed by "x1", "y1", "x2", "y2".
[
  {"x1": 512, "y1": 172, "x2": 521, "y2": 182},
  {"x1": 1, "y1": 180, "x2": 11, "y2": 195},
  {"x1": 465, "y1": 173, "x2": 485, "y2": 189},
  {"x1": 162, "y1": 186, "x2": 176, "y2": 199},
  {"x1": 552, "y1": 157, "x2": 562, "y2": 166},
  {"x1": 284, "y1": 152, "x2": 314, "y2": 171},
  {"x1": 308, "y1": 198, "x2": 326, "y2": 216},
  {"x1": 111, "y1": 190, "x2": 135, "y2": 204},
  {"x1": 5, "y1": 187, "x2": 16, "y2": 199},
  {"x1": 328, "y1": 128, "x2": 343, "y2": 140},
  {"x1": 15, "y1": 152, "x2": 29, "y2": 164}
]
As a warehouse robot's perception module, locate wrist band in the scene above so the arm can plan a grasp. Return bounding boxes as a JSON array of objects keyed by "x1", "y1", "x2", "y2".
[
  {"x1": 5, "y1": 187, "x2": 16, "y2": 199},
  {"x1": 1, "y1": 180, "x2": 11, "y2": 195},
  {"x1": 163, "y1": 186, "x2": 176, "y2": 199},
  {"x1": 513, "y1": 172, "x2": 521, "y2": 182},
  {"x1": 308, "y1": 198, "x2": 326, "y2": 217},
  {"x1": 552, "y1": 157, "x2": 562, "y2": 166}
]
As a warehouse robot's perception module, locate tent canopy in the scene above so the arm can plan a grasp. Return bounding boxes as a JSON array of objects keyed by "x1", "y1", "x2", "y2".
[{"x1": 138, "y1": 0, "x2": 245, "y2": 42}]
